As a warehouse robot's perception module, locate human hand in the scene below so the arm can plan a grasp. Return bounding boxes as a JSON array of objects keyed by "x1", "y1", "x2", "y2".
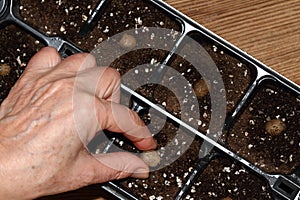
[{"x1": 0, "y1": 47, "x2": 157, "y2": 199}]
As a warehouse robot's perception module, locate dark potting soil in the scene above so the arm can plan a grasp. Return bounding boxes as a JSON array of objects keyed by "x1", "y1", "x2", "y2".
[
  {"x1": 0, "y1": 25, "x2": 43, "y2": 103},
  {"x1": 1, "y1": 0, "x2": 296, "y2": 199},
  {"x1": 111, "y1": 136, "x2": 204, "y2": 199},
  {"x1": 185, "y1": 157, "x2": 273, "y2": 200},
  {"x1": 167, "y1": 36, "x2": 254, "y2": 133},
  {"x1": 104, "y1": 33, "x2": 271, "y2": 199},
  {"x1": 227, "y1": 80, "x2": 300, "y2": 174},
  {"x1": 20, "y1": 0, "x2": 182, "y2": 51},
  {"x1": 199, "y1": 40, "x2": 254, "y2": 114}
]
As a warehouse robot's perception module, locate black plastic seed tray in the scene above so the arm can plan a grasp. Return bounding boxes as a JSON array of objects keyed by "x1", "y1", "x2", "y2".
[{"x1": 0, "y1": 0, "x2": 299, "y2": 199}]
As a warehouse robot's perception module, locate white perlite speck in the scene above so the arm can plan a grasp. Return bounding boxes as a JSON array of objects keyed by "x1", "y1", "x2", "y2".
[
  {"x1": 164, "y1": 180, "x2": 170, "y2": 186},
  {"x1": 60, "y1": 25, "x2": 65, "y2": 32},
  {"x1": 149, "y1": 195, "x2": 155, "y2": 200},
  {"x1": 135, "y1": 17, "x2": 143, "y2": 25},
  {"x1": 82, "y1": 15, "x2": 88, "y2": 21},
  {"x1": 176, "y1": 177, "x2": 182, "y2": 187},
  {"x1": 103, "y1": 26, "x2": 109, "y2": 33},
  {"x1": 223, "y1": 167, "x2": 231, "y2": 173}
]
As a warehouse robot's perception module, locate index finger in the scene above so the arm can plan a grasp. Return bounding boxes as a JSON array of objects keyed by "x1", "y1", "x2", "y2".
[{"x1": 96, "y1": 99, "x2": 157, "y2": 151}]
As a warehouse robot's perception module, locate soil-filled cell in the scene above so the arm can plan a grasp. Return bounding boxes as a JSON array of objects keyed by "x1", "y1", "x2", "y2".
[
  {"x1": 185, "y1": 157, "x2": 273, "y2": 200},
  {"x1": 20, "y1": 0, "x2": 182, "y2": 51},
  {"x1": 228, "y1": 80, "x2": 300, "y2": 174}
]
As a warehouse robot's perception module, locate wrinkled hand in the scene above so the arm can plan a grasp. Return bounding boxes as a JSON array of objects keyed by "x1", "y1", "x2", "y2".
[{"x1": 0, "y1": 47, "x2": 157, "y2": 199}]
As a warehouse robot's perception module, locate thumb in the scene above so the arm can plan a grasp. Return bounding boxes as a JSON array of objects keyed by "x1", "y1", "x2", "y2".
[
  {"x1": 26, "y1": 47, "x2": 62, "y2": 71},
  {"x1": 95, "y1": 152, "x2": 150, "y2": 180},
  {"x1": 74, "y1": 152, "x2": 149, "y2": 186}
]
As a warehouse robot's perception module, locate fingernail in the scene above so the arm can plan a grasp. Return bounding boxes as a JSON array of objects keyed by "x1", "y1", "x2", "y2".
[
  {"x1": 132, "y1": 167, "x2": 149, "y2": 179},
  {"x1": 149, "y1": 138, "x2": 158, "y2": 150}
]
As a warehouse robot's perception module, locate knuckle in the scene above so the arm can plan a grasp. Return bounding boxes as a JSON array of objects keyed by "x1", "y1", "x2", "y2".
[
  {"x1": 63, "y1": 53, "x2": 91, "y2": 69},
  {"x1": 113, "y1": 170, "x2": 129, "y2": 180},
  {"x1": 68, "y1": 53, "x2": 98, "y2": 71},
  {"x1": 105, "y1": 67, "x2": 121, "y2": 81},
  {"x1": 46, "y1": 78, "x2": 73, "y2": 95},
  {"x1": 70, "y1": 52, "x2": 90, "y2": 61},
  {"x1": 42, "y1": 46, "x2": 59, "y2": 55}
]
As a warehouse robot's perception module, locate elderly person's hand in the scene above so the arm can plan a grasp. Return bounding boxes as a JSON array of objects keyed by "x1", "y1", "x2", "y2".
[{"x1": 0, "y1": 47, "x2": 157, "y2": 199}]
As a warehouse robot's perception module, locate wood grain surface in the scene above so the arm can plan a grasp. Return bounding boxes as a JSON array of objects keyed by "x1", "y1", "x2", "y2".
[
  {"x1": 40, "y1": 1, "x2": 299, "y2": 199},
  {"x1": 165, "y1": 0, "x2": 300, "y2": 85}
]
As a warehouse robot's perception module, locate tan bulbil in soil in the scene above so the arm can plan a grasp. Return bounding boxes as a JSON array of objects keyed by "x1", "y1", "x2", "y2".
[
  {"x1": 193, "y1": 78, "x2": 209, "y2": 98},
  {"x1": 0, "y1": 64, "x2": 11, "y2": 76},
  {"x1": 265, "y1": 118, "x2": 286, "y2": 136},
  {"x1": 119, "y1": 33, "x2": 137, "y2": 50},
  {"x1": 140, "y1": 150, "x2": 161, "y2": 168}
]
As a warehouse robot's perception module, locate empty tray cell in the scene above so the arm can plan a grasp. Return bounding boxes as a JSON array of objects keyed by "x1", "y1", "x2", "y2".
[
  {"x1": 227, "y1": 79, "x2": 300, "y2": 174},
  {"x1": 20, "y1": 0, "x2": 182, "y2": 51},
  {"x1": 19, "y1": 0, "x2": 97, "y2": 47},
  {"x1": 184, "y1": 157, "x2": 273, "y2": 200},
  {"x1": 0, "y1": 25, "x2": 43, "y2": 103}
]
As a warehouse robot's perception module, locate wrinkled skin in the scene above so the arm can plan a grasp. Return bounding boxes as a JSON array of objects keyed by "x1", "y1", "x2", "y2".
[{"x1": 0, "y1": 47, "x2": 157, "y2": 199}]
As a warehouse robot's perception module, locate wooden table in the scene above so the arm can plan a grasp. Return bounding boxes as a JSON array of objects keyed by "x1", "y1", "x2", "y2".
[
  {"x1": 166, "y1": 0, "x2": 300, "y2": 85},
  {"x1": 40, "y1": 0, "x2": 300, "y2": 199}
]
